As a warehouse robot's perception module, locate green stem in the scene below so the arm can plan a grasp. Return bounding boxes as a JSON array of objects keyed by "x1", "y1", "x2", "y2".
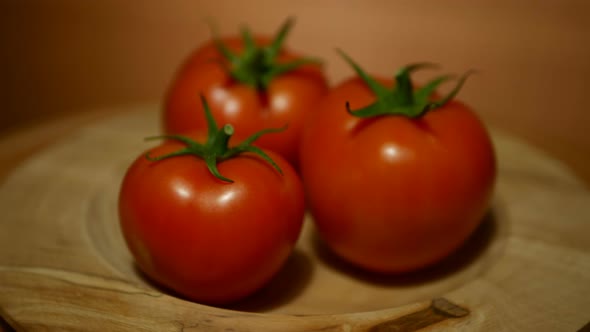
[
  {"x1": 208, "y1": 124, "x2": 234, "y2": 155},
  {"x1": 211, "y1": 17, "x2": 322, "y2": 89},
  {"x1": 338, "y1": 50, "x2": 473, "y2": 119},
  {"x1": 144, "y1": 95, "x2": 284, "y2": 183}
]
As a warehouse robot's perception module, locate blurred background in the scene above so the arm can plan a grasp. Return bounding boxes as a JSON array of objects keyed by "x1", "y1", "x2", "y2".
[{"x1": 1, "y1": 0, "x2": 589, "y2": 184}]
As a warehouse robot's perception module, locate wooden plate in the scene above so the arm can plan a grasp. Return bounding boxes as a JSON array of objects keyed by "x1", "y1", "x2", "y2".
[{"x1": 1, "y1": 105, "x2": 589, "y2": 331}]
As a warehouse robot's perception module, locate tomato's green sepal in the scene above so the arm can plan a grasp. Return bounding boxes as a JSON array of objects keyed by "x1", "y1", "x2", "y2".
[
  {"x1": 210, "y1": 17, "x2": 322, "y2": 89},
  {"x1": 225, "y1": 126, "x2": 287, "y2": 176},
  {"x1": 337, "y1": 49, "x2": 473, "y2": 119},
  {"x1": 422, "y1": 70, "x2": 475, "y2": 112},
  {"x1": 144, "y1": 95, "x2": 284, "y2": 183}
]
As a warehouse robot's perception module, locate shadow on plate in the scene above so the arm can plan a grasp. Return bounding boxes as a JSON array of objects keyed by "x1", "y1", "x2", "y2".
[
  {"x1": 311, "y1": 208, "x2": 505, "y2": 287},
  {"x1": 226, "y1": 249, "x2": 314, "y2": 312},
  {"x1": 132, "y1": 248, "x2": 315, "y2": 313}
]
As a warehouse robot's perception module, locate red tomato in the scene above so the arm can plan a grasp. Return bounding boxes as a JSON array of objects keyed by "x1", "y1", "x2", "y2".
[
  {"x1": 300, "y1": 53, "x2": 496, "y2": 274},
  {"x1": 119, "y1": 97, "x2": 305, "y2": 304},
  {"x1": 164, "y1": 19, "x2": 329, "y2": 168}
]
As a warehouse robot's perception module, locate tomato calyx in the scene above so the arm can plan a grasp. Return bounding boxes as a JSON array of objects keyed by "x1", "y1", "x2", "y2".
[
  {"x1": 211, "y1": 18, "x2": 321, "y2": 89},
  {"x1": 338, "y1": 49, "x2": 474, "y2": 119},
  {"x1": 145, "y1": 95, "x2": 285, "y2": 183}
]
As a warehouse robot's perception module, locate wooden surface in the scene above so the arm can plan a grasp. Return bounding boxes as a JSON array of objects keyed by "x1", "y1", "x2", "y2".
[{"x1": 0, "y1": 105, "x2": 589, "y2": 331}]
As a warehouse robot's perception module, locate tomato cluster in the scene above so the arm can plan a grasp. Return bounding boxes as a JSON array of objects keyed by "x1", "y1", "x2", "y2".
[{"x1": 118, "y1": 19, "x2": 496, "y2": 305}]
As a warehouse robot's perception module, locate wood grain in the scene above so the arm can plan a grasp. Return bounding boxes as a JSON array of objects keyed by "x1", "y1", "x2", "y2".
[{"x1": 0, "y1": 105, "x2": 589, "y2": 331}]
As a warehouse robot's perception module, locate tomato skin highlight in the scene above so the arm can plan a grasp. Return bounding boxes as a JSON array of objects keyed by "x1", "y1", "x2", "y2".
[
  {"x1": 300, "y1": 77, "x2": 496, "y2": 273},
  {"x1": 118, "y1": 140, "x2": 305, "y2": 304},
  {"x1": 164, "y1": 36, "x2": 329, "y2": 168}
]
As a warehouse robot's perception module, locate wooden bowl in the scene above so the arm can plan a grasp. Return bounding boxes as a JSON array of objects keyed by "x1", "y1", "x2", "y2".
[{"x1": 1, "y1": 105, "x2": 589, "y2": 331}]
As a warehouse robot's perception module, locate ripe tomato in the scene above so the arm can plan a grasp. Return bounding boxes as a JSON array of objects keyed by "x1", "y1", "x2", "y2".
[
  {"x1": 164, "y1": 18, "x2": 329, "y2": 168},
  {"x1": 119, "y1": 97, "x2": 305, "y2": 304},
  {"x1": 300, "y1": 52, "x2": 496, "y2": 274}
]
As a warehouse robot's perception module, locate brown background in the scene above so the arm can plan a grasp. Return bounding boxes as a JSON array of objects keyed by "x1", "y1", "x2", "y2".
[{"x1": 1, "y1": 0, "x2": 589, "y2": 184}]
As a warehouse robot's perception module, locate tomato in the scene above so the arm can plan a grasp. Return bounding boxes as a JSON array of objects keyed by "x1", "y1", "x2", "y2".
[
  {"x1": 300, "y1": 52, "x2": 496, "y2": 274},
  {"x1": 164, "y1": 18, "x2": 329, "y2": 168},
  {"x1": 119, "y1": 96, "x2": 305, "y2": 304}
]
